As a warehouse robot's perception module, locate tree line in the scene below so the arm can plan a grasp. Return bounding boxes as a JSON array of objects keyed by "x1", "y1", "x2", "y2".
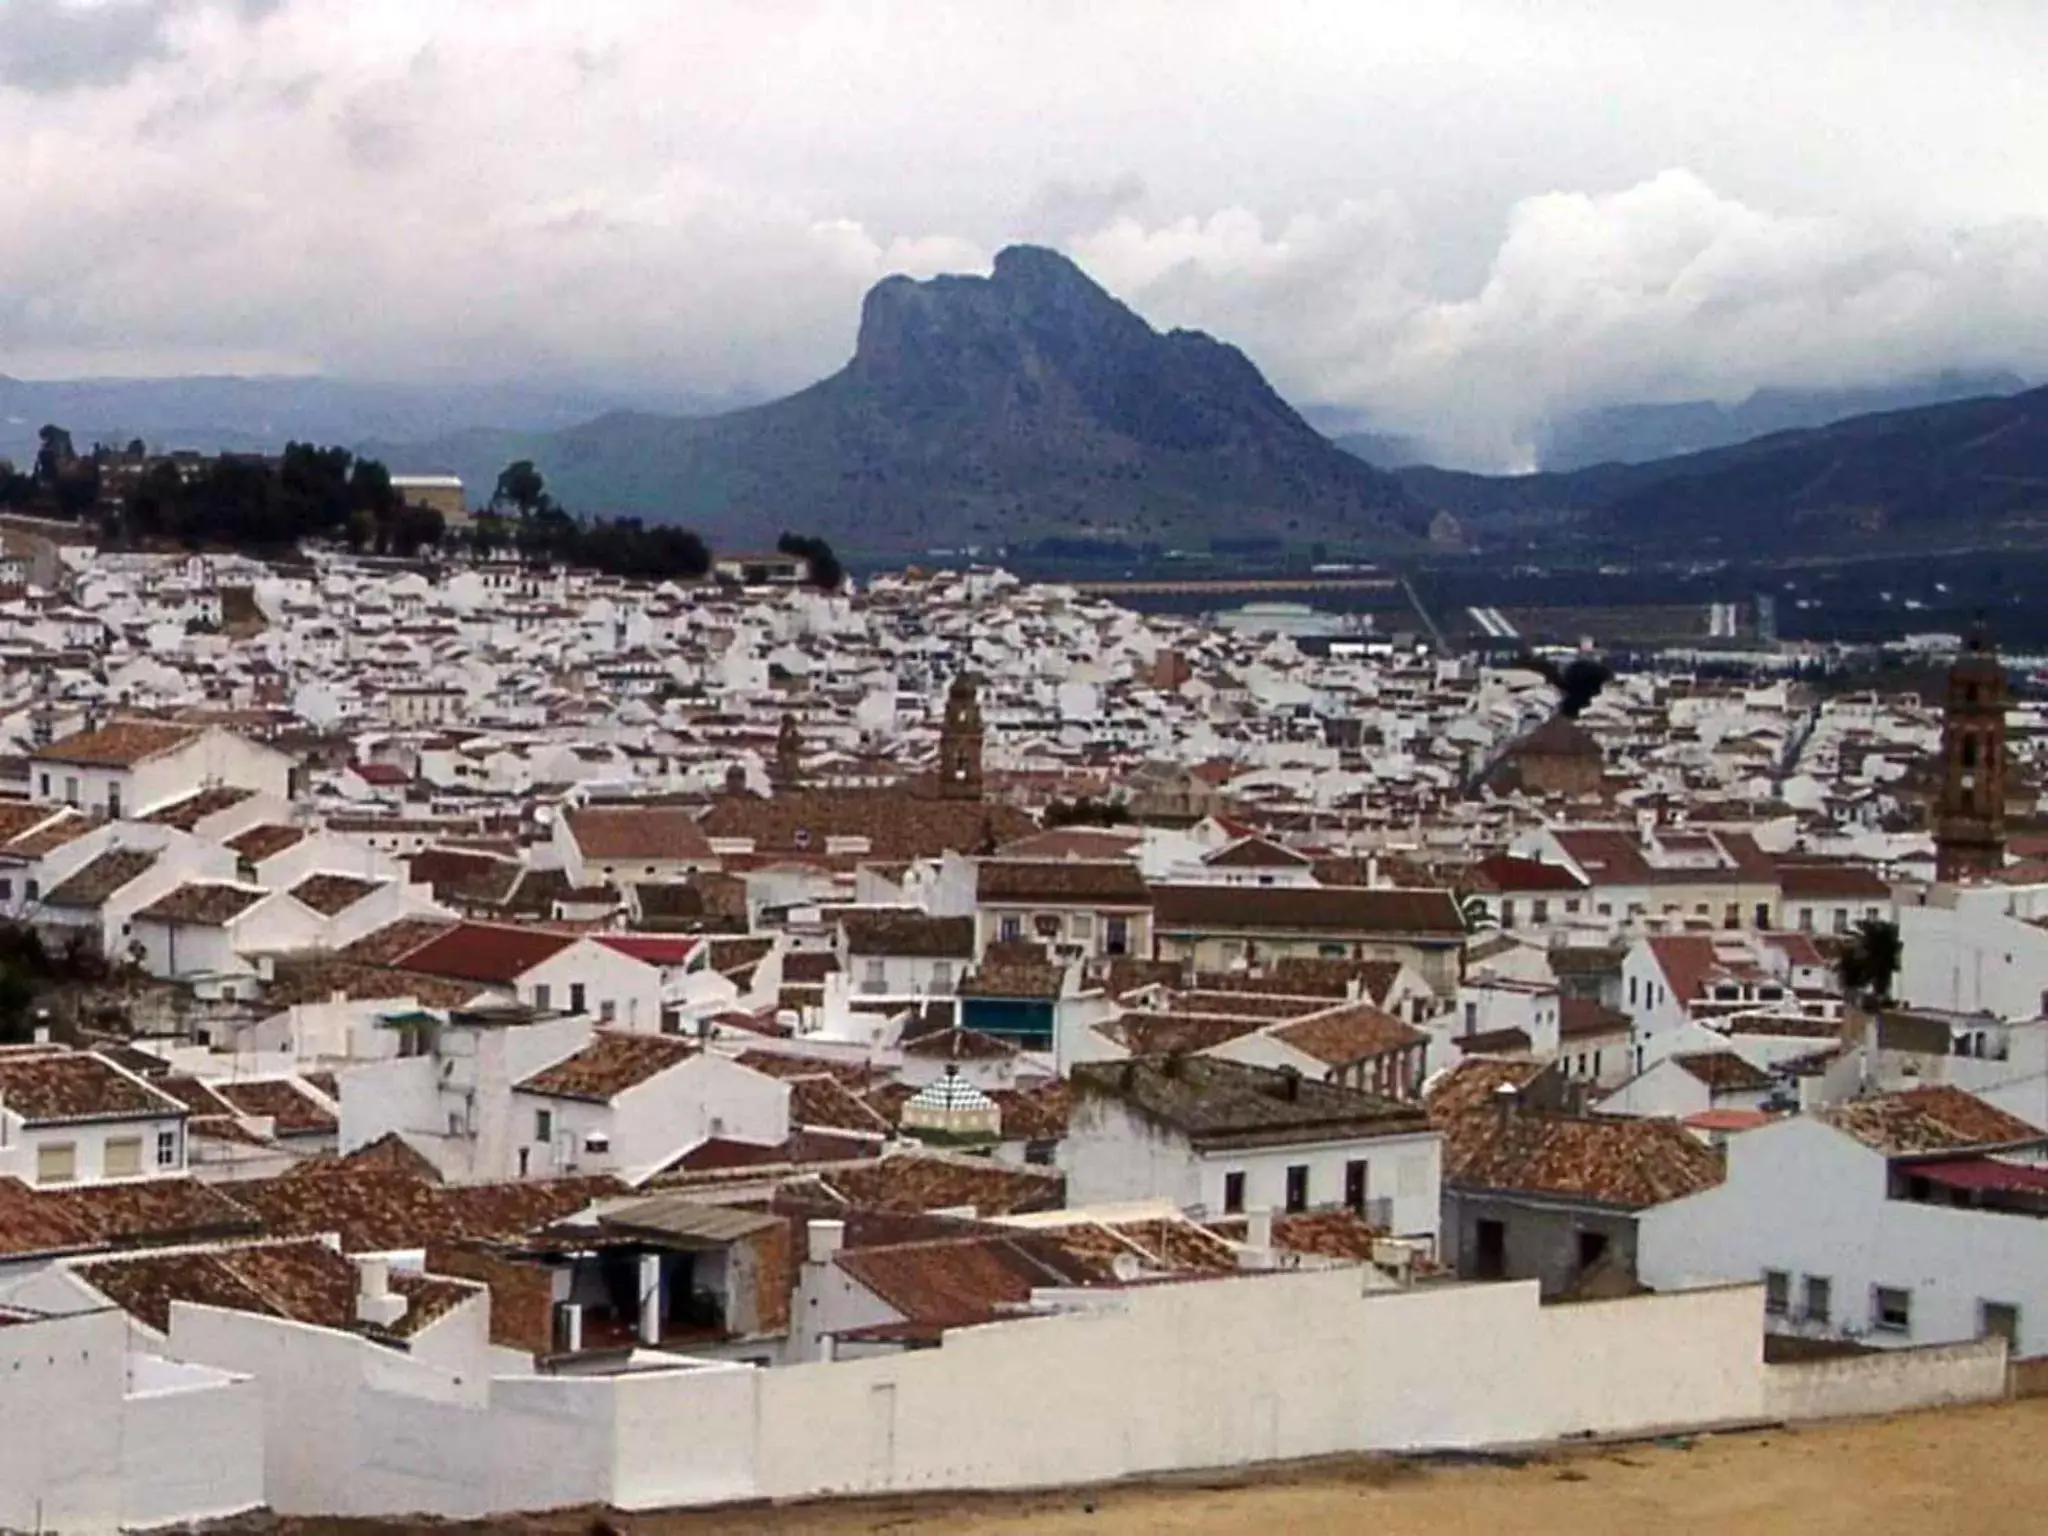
[{"x1": 4, "y1": 429, "x2": 846, "y2": 588}]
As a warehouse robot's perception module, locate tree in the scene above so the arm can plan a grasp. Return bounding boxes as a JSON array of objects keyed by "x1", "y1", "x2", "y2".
[
  {"x1": 34, "y1": 424, "x2": 75, "y2": 486},
  {"x1": 492, "y1": 460, "x2": 551, "y2": 519},
  {"x1": 1837, "y1": 917, "x2": 1903, "y2": 1007},
  {"x1": 778, "y1": 531, "x2": 845, "y2": 591}
]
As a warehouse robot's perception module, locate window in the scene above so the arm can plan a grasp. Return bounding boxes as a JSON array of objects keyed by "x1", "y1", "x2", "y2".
[
  {"x1": 1284, "y1": 1164, "x2": 1310, "y2": 1213},
  {"x1": 1463, "y1": 1001, "x2": 1478, "y2": 1035},
  {"x1": 1578, "y1": 1231, "x2": 1610, "y2": 1274},
  {"x1": 1222, "y1": 1170, "x2": 1246, "y2": 1215},
  {"x1": 1344, "y1": 1159, "x2": 1369, "y2": 1214},
  {"x1": 998, "y1": 915, "x2": 1022, "y2": 943},
  {"x1": 62, "y1": 775, "x2": 78, "y2": 806},
  {"x1": 599, "y1": 1000, "x2": 617, "y2": 1023},
  {"x1": 930, "y1": 961, "x2": 953, "y2": 994},
  {"x1": 1474, "y1": 1217, "x2": 1507, "y2": 1280},
  {"x1": 1500, "y1": 900, "x2": 1516, "y2": 930},
  {"x1": 38, "y1": 773, "x2": 49, "y2": 797},
  {"x1": 535, "y1": 1108, "x2": 553, "y2": 1144},
  {"x1": 107, "y1": 783, "x2": 121, "y2": 818},
  {"x1": 156, "y1": 1128, "x2": 179, "y2": 1167},
  {"x1": 1982, "y1": 1301, "x2": 2020, "y2": 1347},
  {"x1": 1763, "y1": 1269, "x2": 1790, "y2": 1316},
  {"x1": 36, "y1": 1142, "x2": 77, "y2": 1186},
  {"x1": 1319, "y1": 942, "x2": 1348, "y2": 958},
  {"x1": 1723, "y1": 904, "x2": 1740, "y2": 930},
  {"x1": 1070, "y1": 912, "x2": 1095, "y2": 940},
  {"x1": 533, "y1": 983, "x2": 552, "y2": 1012},
  {"x1": 1962, "y1": 734, "x2": 1979, "y2": 769},
  {"x1": 1798, "y1": 908, "x2": 1814, "y2": 932},
  {"x1": 104, "y1": 1137, "x2": 143, "y2": 1178},
  {"x1": 1755, "y1": 904, "x2": 1771, "y2": 928},
  {"x1": 569, "y1": 982, "x2": 587, "y2": 1015},
  {"x1": 1832, "y1": 909, "x2": 1850, "y2": 935},
  {"x1": 862, "y1": 958, "x2": 887, "y2": 995},
  {"x1": 1628, "y1": 975, "x2": 1638, "y2": 1006},
  {"x1": 1532, "y1": 899, "x2": 1549, "y2": 924},
  {"x1": 0, "y1": 879, "x2": 10, "y2": 902},
  {"x1": 1873, "y1": 1286, "x2": 1912, "y2": 1334},
  {"x1": 1804, "y1": 1275, "x2": 1831, "y2": 1324}
]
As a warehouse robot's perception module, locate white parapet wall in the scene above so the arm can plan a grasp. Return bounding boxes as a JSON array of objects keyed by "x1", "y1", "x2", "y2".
[{"x1": 1763, "y1": 1339, "x2": 2011, "y2": 1424}]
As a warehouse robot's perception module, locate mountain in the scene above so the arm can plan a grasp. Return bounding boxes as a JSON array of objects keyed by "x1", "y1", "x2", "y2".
[
  {"x1": 0, "y1": 376, "x2": 736, "y2": 468},
  {"x1": 1532, "y1": 370, "x2": 2030, "y2": 471},
  {"x1": 1396, "y1": 382, "x2": 2048, "y2": 555},
  {"x1": 379, "y1": 246, "x2": 1428, "y2": 553}
]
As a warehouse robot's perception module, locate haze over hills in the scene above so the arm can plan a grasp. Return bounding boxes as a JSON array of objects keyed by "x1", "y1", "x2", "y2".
[
  {"x1": 1398, "y1": 381, "x2": 2048, "y2": 555},
  {"x1": 0, "y1": 376, "x2": 739, "y2": 470},
  {"x1": 376, "y1": 246, "x2": 1431, "y2": 554}
]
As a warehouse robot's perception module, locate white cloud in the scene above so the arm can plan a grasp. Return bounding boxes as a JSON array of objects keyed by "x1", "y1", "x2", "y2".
[{"x1": 1, "y1": 1, "x2": 2046, "y2": 466}]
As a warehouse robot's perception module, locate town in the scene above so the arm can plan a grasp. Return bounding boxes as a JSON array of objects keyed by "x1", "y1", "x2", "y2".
[{"x1": 0, "y1": 480, "x2": 2037, "y2": 1527}]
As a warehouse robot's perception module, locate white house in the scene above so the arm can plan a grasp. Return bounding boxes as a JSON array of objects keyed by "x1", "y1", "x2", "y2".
[
  {"x1": 513, "y1": 1036, "x2": 791, "y2": 1182},
  {"x1": 1638, "y1": 1085, "x2": 2048, "y2": 1355},
  {"x1": 30, "y1": 722, "x2": 295, "y2": 820},
  {"x1": 0, "y1": 1050, "x2": 189, "y2": 1186},
  {"x1": 1066, "y1": 1055, "x2": 1442, "y2": 1240}
]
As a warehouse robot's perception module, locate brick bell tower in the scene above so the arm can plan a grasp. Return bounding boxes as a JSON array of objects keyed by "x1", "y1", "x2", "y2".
[
  {"x1": 1934, "y1": 623, "x2": 2008, "y2": 883},
  {"x1": 938, "y1": 673, "x2": 985, "y2": 801}
]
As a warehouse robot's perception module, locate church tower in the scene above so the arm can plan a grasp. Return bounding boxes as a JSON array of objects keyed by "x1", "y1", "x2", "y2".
[
  {"x1": 937, "y1": 673, "x2": 985, "y2": 801},
  {"x1": 773, "y1": 711, "x2": 802, "y2": 791},
  {"x1": 1935, "y1": 625, "x2": 2008, "y2": 883}
]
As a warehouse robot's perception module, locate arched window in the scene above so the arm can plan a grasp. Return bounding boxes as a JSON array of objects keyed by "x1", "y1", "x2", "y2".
[{"x1": 1962, "y1": 735, "x2": 1979, "y2": 770}]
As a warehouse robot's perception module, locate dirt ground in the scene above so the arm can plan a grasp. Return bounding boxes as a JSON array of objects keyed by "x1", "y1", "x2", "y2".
[{"x1": 275, "y1": 1395, "x2": 2048, "y2": 1536}]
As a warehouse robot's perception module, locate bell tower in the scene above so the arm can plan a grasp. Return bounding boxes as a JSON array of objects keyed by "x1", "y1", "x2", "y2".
[
  {"x1": 938, "y1": 673, "x2": 985, "y2": 801},
  {"x1": 1935, "y1": 625, "x2": 2007, "y2": 883},
  {"x1": 773, "y1": 711, "x2": 802, "y2": 791}
]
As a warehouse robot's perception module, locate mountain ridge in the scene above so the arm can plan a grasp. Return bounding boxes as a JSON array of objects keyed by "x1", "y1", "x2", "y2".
[{"x1": 373, "y1": 245, "x2": 1431, "y2": 553}]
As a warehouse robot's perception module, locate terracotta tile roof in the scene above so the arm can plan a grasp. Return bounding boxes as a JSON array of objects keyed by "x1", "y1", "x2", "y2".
[
  {"x1": 396, "y1": 921, "x2": 580, "y2": 984},
  {"x1": 0, "y1": 1174, "x2": 260, "y2": 1258},
  {"x1": 77, "y1": 1238, "x2": 476, "y2": 1340},
  {"x1": 1552, "y1": 827, "x2": 1778, "y2": 886},
  {"x1": 835, "y1": 1233, "x2": 1103, "y2": 1331},
  {"x1": 1778, "y1": 862, "x2": 1893, "y2": 901},
  {"x1": 564, "y1": 806, "x2": 716, "y2": 863},
  {"x1": 1206, "y1": 1209, "x2": 1391, "y2": 1261},
  {"x1": 1425, "y1": 1057, "x2": 1551, "y2": 1121},
  {"x1": 1819, "y1": 1086, "x2": 2046, "y2": 1155},
  {"x1": 35, "y1": 721, "x2": 199, "y2": 767},
  {"x1": 1166, "y1": 990, "x2": 1330, "y2": 1020},
  {"x1": 1459, "y1": 1026, "x2": 1532, "y2": 1054},
  {"x1": 787, "y1": 1074, "x2": 893, "y2": 1136},
  {"x1": 840, "y1": 910, "x2": 976, "y2": 958},
  {"x1": 234, "y1": 1166, "x2": 621, "y2": 1252},
  {"x1": 153, "y1": 1074, "x2": 237, "y2": 1117},
  {"x1": 1272, "y1": 1003, "x2": 1427, "y2": 1066},
  {"x1": 0, "y1": 801, "x2": 61, "y2": 844},
  {"x1": 1203, "y1": 836, "x2": 1315, "y2": 870},
  {"x1": 1073, "y1": 1055, "x2": 1430, "y2": 1152},
  {"x1": 0, "y1": 1051, "x2": 183, "y2": 1124},
  {"x1": 134, "y1": 882, "x2": 268, "y2": 926},
  {"x1": 335, "y1": 917, "x2": 459, "y2": 966},
  {"x1": 262, "y1": 955, "x2": 478, "y2": 1009},
  {"x1": 212, "y1": 1078, "x2": 338, "y2": 1136},
  {"x1": 142, "y1": 785, "x2": 257, "y2": 830},
  {"x1": 958, "y1": 958, "x2": 1064, "y2": 1000},
  {"x1": 2, "y1": 809, "x2": 94, "y2": 858},
  {"x1": 791, "y1": 1153, "x2": 1064, "y2": 1216},
  {"x1": 41, "y1": 848, "x2": 159, "y2": 909},
  {"x1": 1673, "y1": 1051, "x2": 1773, "y2": 1093},
  {"x1": 1098, "y1": 1012, "x2": 1270, "y2": 1055},
  {"x1": 901, "y1": 1026, "x2": 1019, "y2": 1061},
  {"x1": 1468, "y1": 854, "x2": 1590, "y2": 893},
  {"x1": 976, "y1": 860, "x2": 1152, "y2": 905},
  {"x1": 1559, "y1": 996, "x2": 1632, "y2": 1040},
  {"x1": 664, "y1": 1130, "x2": 884, "y2": 1172},
  {"x1": 404, "y1": 847, "x2": 526, "y2": 909},
  {"x1": 1151, "y1": 884, "x2": 1466, "y2": 938},
  {"x1": 782, "y1": 951, "x2": 841, "y2": 983},
  {"x1": 288, "y1": 873, "x2": 386, "y2": 915},
  {"x1": 994, "y1": 829, "x2": 1143, "y2": 861},
  {"x1": 516, "y1": 1032, "x2": 697, "y2": 1102},
  {"x1": 985, "y1": 1081, "x2": 1069, "y2": 1140},
  {"x1": 1441, "y1": 1108, "x2": 1724, "y2": 1208},
  {"x1": 699, "y1": 788, "x2": 1033, "y2": 862},
  {"x1": 227, "y1": 824, "x2": 307, "y2": 862}
]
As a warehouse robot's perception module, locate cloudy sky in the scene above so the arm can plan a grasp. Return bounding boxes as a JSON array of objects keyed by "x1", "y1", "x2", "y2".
[{"x1": 3, "y1": 0, "x2": 2046, "y2": 465}]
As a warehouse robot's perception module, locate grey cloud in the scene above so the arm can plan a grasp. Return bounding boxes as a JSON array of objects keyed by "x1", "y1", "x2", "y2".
[
  {"x1": 0, "y1": 0, "x2": 181, "y2": 94},
  {"x1": 1019, "y1": 174, "x2": 1148, "y2": 241}
]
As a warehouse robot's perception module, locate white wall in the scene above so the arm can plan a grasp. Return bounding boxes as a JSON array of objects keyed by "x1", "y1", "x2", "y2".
[
  {"x1": 1640, "y1": 1113, "x2": 2048, "y2": 1356},
  {"x1": 1762, "y1": 1338, "x2": 2009, "y2": 1422}
]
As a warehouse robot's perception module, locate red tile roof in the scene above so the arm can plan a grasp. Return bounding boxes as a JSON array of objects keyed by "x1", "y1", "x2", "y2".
[
  {"x1": 36, "y1": 721, "x2": 199, "y2": 767},
  {"x1": 515, "y1": 1032, "x2": 697, "y2": 1102},
  {"x1": 1273, "y1": 1003, "x2": 1426, "y2": 1066},
  {"x1": 593, "y1": 934, "x2": 702, "y2": 966},
  {"x1": 564, "y1": 806, "x2": 716, "y2": 863},
  {"x1": 0, "y1": 1052, "x2": 183, "y2": 1124},
  {"x1": 394, "y1": 922, "x2": 579, "y2": 984},
  {"x1": 1820, "y1": 1086, "x2": 2045, "y2": 1155}
]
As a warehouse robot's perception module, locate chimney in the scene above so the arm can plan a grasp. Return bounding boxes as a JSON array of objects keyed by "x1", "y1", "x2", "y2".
[
  {"x1": 355, "y1": 1255, "x2": 408, "y2": 1329},
  {"x1": 806, "y1": 1218, "x2": 847, "y2": 1267},
  {"x1": 1492, "y1": 1080, "x2": 1520, "y2": 1133}
]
